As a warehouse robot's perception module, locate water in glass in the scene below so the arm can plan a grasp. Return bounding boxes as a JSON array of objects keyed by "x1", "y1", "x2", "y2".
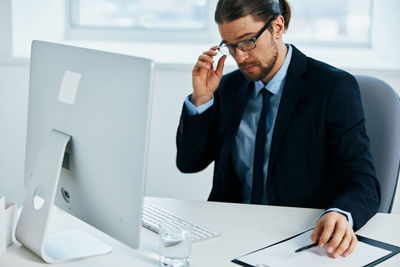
[{"x1": 159, "y1": 219, "x2": 192, "y2": 267}]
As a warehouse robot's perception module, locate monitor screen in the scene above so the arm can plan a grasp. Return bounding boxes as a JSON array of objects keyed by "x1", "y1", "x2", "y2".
[{"x1": 23, "y1": 40, "x2": 154, "y2": 250}]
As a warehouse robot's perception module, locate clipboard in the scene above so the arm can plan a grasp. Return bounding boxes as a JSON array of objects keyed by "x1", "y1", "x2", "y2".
[{"x1": 232, "y1": 229, "x2": 400, "y2": 267}]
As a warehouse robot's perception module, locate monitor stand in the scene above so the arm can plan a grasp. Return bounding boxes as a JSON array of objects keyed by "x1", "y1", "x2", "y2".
[{"x1": 16, "y1": 129, "x2": 112, "y2": 263}]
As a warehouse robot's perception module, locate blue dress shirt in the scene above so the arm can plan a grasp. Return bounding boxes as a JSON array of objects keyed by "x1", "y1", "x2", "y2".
[
  {"x1": 184, "y1": 44, "x2": 353, "y2": 227},
  {"x1": 231, "y1": 45, "x2": 292, "y2": 204}
]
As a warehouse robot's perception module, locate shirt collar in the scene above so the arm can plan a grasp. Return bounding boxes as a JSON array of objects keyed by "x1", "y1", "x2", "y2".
[{"x1": 254, "y1": 44, "x2": 293, "y2": 96}]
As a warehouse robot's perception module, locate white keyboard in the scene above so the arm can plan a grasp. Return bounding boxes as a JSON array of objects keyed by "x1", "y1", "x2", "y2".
[{"x1": 142, "y1": 204, "x2": 220, "y2": 242}]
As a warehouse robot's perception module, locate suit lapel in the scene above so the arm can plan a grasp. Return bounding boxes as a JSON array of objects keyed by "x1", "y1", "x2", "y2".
[
  {"x1": 226, "y1": 80, "x2": 253, "y2": 140},
  {"x1": 268, "y1": 46, "x2": 308, "y2": 170},
  {"x1": 220, "y1": 78, "x2": 252, "y2": 167}
]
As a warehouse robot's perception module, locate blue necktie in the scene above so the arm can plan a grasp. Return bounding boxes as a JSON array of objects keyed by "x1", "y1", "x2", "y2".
[{"x1": 251, "y1": 89, "x2": 272, "y2": 204}]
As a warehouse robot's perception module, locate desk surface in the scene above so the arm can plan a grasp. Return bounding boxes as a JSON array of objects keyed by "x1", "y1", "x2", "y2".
[{"x1": 2, "y1": 197, "x2": 400, "y2": 267}]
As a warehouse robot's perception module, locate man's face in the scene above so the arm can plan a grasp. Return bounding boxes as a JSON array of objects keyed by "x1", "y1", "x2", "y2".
[{"x1": 218, "y1": 15, "x2": 278, "y2": 82}]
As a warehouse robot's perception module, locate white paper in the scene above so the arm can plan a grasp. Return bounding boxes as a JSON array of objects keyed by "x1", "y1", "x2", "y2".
[{"x1": 236, "y1": 229, "x2": 392, "y2": 267}]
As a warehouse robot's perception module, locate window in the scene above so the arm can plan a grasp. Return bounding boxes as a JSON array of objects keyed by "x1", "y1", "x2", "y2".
[
  {"x1": 68, "y1": 0, "x2": 372, "y2": 47},
  {"x1": 68, "y1": 0, "x2": 215, "y2": 42},
  {"x1": 0, "y1": 0, "x2": 12, "y2": 58},
  {"x1": 286, "y1": 0, "x2": 373, "y2": 47},
  {"x1": 71, "y1": 0, "x2": 208, "y2": 30}
]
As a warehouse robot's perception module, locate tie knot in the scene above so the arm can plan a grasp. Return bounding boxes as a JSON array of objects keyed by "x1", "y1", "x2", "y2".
[{"x1": 260, "y1": 88, "x2": 272, "y2": 100}]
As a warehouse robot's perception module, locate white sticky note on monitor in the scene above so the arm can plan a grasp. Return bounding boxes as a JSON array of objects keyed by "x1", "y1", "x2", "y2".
[{"x1": 58, "y1": 70, "x2": 81, "y2": 105}]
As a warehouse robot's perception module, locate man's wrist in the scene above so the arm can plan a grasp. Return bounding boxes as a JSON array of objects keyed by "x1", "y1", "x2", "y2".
[
  {"x1": 320, "y1": 208, "x2": 354, "y2": 229},
  {"x1": 184, "y1": 94, "x2": 214, "y2": 115},
  {"x1": 191, "y1": 94, "x2": 213, "y2": 107}
]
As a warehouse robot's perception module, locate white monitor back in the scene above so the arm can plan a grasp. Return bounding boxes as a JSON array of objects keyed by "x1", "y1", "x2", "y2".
[{"x1": 24, "y1": 40, "x2": 154, "y2": 249}]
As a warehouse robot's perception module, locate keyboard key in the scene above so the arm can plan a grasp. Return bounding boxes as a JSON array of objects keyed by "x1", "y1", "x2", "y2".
[{"x1": 142, "y1": 204, "x2": 220, "y2": 242}]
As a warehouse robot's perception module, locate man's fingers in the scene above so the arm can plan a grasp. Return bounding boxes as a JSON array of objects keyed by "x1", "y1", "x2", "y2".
[
  {"x1": 318, "y1": 217, "x2": 335, "y2": 247},
  {"x1": 203, "y1": 49, "x2": 218, "y2": 57},
  {"x1": 194, "y1": 61, "x2": 212, "y2": 72},
  {"x1": 210, "y1": 45, "x2": 218, "y2": 51},
  {"x1": 311, "y1": 221, "x2": 323, "y2": 243},
  {"x1": 215, "y1": 55, "x2": 226, "y2": 78},
  {"x1": 193, "y1": 46, "x2": 222, "y2": 73},
  {"x1": 343, "y1": 234, "x2": 358, "y2": 257},
  {"x1": 199, "y1": 54, "x2": 215, "y2": 64},
  {"x1": 326, "y1": 219, "x2": 346, "y2": 253},
  {"x1": 330, "y1": 228, "x2": 352, "y2": 258},
  {"x1": 312, "y1": 212, "x2": 356, "y2": 259}
]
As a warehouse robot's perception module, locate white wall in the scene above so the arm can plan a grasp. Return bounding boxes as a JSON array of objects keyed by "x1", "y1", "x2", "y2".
[
  {"x1": 145, "y1": 64, "x2": 214, "y2": 201},
  {"x1": 371, "y1": 0, "x2": 400, "y2": 64},
  {"x1": 11, "y1": 0, "x2": 65, "y2": 58},
  {"x1": 0, "y1": 0, "x2": 12, "y2": 58},
  {"x1": 0, "y1": 62, "x2": 29, "y2": 204}
]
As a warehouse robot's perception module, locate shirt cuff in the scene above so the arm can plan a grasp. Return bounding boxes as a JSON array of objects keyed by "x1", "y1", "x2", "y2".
[
  {"x1": 184, "y1": 94, "x2": 214, "y2": 115},
  {"x1": 320, "y1": 208, "x2": 354, "y2": 229}
]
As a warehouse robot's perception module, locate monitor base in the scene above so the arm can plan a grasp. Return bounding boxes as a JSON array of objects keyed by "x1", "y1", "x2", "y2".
[
  {"x1": 44, "y1": 230, "x2": 112, "y2": 262},
  {"x1": 16, "y1": 129, "x2": 112, "y2": 263}
]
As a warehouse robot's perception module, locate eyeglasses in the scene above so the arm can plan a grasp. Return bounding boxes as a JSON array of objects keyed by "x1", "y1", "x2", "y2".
[{"x1": 218, "y1": 16, "x2": 277, "y2": 56}]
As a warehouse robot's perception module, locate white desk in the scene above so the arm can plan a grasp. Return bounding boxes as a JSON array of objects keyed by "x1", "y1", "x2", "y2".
[{"x1": 2, "y1": 197, "x2": 400, "y2": 266}]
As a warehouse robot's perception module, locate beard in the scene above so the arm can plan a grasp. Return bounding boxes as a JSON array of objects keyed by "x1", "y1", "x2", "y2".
[{"x1": 238, "y1": 41, "x2": 278, "y2": 82}]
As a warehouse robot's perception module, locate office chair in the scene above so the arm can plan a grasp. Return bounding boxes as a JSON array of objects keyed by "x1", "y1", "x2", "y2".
[{"x1": 355, "y1": 75, "x2": 400, "y2": 213}]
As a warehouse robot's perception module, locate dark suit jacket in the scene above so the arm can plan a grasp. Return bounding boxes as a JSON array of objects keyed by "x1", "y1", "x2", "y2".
[{"x1": 176, "y1": 45, "x2": 380, "y2": 230}]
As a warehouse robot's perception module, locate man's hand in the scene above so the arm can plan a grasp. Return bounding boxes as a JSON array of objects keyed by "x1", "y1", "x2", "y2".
[
  {"x1": 311, "y1": 211, "x2": 357, "y2": 258},
  {"x1": 191, "y1": 46, "x2": 226, "y2": 107}
]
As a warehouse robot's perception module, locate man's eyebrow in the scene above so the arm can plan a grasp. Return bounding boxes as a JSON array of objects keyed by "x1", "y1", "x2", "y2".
[{"x1": 221, "y1": 32, "x2": 256, "y2": 45}]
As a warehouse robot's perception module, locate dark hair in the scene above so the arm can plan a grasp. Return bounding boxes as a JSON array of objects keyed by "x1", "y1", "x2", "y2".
[{"x1": 215, "y1": 0, "x2": 292, "y2": 30}]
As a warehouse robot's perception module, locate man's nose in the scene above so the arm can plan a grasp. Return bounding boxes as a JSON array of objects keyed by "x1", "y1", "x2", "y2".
[{"x1": 234, "y1": 48, "x2": 249, "y2": 64}]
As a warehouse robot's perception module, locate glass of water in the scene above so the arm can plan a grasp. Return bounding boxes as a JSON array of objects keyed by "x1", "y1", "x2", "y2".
[{"x1": 159, "y1": 218, "x2": 192, "y2": 267}]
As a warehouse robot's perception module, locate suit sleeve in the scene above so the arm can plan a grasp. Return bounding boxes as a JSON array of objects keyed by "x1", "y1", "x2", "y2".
[
  {"x1": 176, "y1": 98, "x2": 218, "y2": 173},
  {"x1": 325, "y1": 72, "x2": 381, "y2": 230}
]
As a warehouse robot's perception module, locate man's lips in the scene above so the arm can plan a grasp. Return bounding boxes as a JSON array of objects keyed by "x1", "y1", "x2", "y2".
[{"x1": 240, "y1": 63, "x2": 257, "y2": 73}]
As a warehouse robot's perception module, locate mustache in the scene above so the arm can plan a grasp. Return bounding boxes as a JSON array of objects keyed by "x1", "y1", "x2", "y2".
[{"x1": 238, "y1": 60, "x2": 260, "y2": 70}]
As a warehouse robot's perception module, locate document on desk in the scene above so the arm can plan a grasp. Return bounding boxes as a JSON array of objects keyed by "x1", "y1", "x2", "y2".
[{"x1": 232, "y1": 229, "x2": 400, "y2": 267}]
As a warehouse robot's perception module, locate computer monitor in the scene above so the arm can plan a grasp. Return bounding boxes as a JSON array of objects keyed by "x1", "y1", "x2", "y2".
[{"x1": 16, "y1": 40, "x2": 154, "y2": 263}]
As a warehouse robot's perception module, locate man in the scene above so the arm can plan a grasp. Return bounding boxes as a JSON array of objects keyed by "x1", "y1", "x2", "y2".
[{"x1": 176, "y1": 0, "x2": 380, "y2": 258}]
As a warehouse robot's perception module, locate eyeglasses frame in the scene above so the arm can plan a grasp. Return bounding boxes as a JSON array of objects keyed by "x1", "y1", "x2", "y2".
[{"x1": 218, "y1": 15, "x2": 278, "y2": 56}]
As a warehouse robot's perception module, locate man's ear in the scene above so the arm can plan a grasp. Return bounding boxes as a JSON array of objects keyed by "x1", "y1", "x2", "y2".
[{"x1": 273, "y1": 15, "x2": 285, "y2": 39}]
